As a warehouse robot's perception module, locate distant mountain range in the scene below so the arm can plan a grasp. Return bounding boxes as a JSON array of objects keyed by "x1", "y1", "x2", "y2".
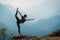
[
  {"x1": 0, "y1": 3, "x2": 60, "y2": 36},
  {"x1": 0, "y1": 3, "x2": 17, "y2": 34}
]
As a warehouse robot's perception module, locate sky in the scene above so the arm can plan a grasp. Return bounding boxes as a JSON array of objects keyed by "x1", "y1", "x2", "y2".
[
  {"x1": 0, "y1": 0, "x2": 60, "y2": 22},
  {"x1": 0, "y1": 0, "x2": 46, "y2": 9}
]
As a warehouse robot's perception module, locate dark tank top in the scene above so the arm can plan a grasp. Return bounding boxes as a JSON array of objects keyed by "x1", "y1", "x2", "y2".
[{"x1": 21, "y1": 16, "x2": 26, "y2": 23}]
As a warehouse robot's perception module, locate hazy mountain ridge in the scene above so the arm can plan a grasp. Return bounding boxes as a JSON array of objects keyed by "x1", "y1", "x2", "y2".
[{"x1": 0, "y1": 3, "x2": 17, "y2": 34}]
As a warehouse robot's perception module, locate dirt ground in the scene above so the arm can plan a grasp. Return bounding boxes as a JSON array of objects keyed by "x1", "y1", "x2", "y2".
[{"x1": 12, "y1": 35, "x2": 60, "y2": 40}]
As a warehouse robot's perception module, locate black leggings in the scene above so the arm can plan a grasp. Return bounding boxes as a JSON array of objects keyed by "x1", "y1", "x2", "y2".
[
  {"x1": 15, "y1": 12, "x2": 21, "y2": 34},
  {"x1": 17, "y1": 22, "x2": 20, "y2": 34}
]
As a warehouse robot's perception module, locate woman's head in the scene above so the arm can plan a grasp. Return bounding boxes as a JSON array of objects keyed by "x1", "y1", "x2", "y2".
[{"x1": 24, "y1": 14, "x2": 27, "y2": 18}]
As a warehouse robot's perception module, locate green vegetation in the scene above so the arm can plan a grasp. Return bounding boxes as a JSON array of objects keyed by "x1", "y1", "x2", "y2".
[{"x1": 0, "y1": 27, "x2": 14, "y2": 40}]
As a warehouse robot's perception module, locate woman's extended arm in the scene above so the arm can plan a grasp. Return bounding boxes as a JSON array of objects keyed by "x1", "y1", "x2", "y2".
[
  {"x1": 15, "y1": 8, "x2": 18, "y2": 16},
  {"x1": 26, "y1": 19, "x2": 34, "y2": 21},
  {"x1": 18, "y1": 11, "x2": 22, "y2": 17}
]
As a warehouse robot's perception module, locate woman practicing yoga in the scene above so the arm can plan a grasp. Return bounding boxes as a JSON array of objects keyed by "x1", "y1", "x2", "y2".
[{"x1": 15, "y1": 8, "x2": 34, "y2": 34}]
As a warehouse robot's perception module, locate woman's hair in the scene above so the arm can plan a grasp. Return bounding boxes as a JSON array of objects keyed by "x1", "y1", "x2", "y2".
[{"x1": 24, "y1": 14, "x2": 27, "y2": 17}]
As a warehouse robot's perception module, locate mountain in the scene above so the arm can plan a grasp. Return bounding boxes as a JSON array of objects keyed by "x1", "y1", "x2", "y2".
[
  {"x1": 48, "y1": 30, "x2": 60, "y2": 37},
  {"x1": 0, "y1": 3, "x2": 60, "y2": 37},
  {"x1": 0, "y1": 3, "x2": 17, "y2": 34},
  {"x1": 0, "y1": 22, "x2": 7, "y2": 29},
  {"x1": 35, "y1": 15, "x2": 60, "y2": 36},
  {"x1": 21, "y1": 15, "x2": 60, "y2": 36}
]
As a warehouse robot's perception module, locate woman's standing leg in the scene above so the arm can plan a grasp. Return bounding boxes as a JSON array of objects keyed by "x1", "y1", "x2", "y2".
[
  {"x1": 15, "y1": 10, "x2": 20, "y2": 34},
  {"x1": 17, "y1": 22, "x2": 20, "y2": 34}
]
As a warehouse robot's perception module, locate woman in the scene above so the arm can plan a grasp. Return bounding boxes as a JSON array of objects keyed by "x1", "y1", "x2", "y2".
[{"x1": 15, "y1": 8, "x2": 34, "y2": 34}]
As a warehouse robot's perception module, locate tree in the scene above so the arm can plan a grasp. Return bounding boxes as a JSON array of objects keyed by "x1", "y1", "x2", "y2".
[{"x1": 0, "y1": 28, "x2": 6, "y2": 40}]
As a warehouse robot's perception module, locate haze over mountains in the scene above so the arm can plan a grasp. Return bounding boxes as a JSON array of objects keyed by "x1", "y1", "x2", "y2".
[{"x1": 0, "y1": 3, "x2": 60, "y2": 36}]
